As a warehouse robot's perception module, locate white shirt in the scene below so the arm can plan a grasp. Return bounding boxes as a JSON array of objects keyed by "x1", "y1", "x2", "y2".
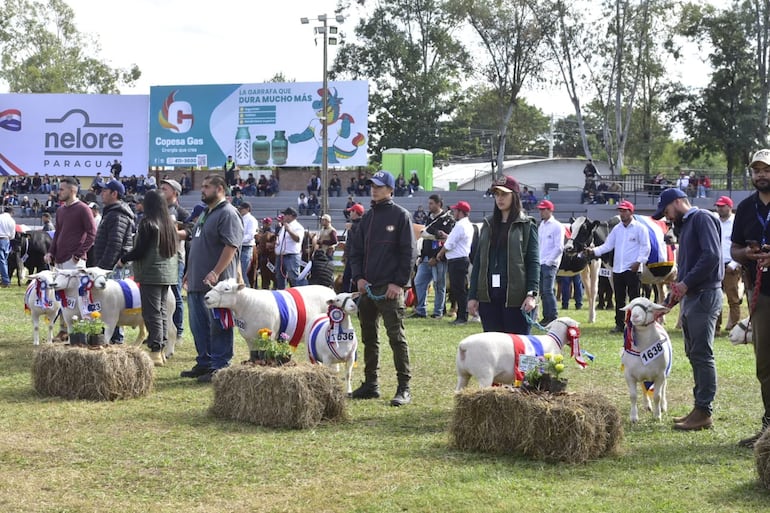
[
  {"x1": 538, "y1": 216, "x2": 565, "y2": 268},
  {"x1": 593, "y1": 218, "x2": 651, "y2": 273},
  {"x1": 443, "y1": 216, "x2": 474, "y2": 259},
  {"x1": 0, "y1": 212, "x2": 15, "y2": 238},
  {"x1": 718, "y1": 213, "x2": 734, "y2": 264},
  {"x1": 275, "y1": 219, "x2": 304, "y2": 256},
  {"x1": 241, "y1": 212, "x2": 258, "y2": 246}
]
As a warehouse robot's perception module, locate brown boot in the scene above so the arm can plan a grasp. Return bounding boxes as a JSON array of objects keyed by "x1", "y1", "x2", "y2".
[
  {"x1": 149, "y1": 350, "x2": 164, "y2": 367},
  {"x1": 672, "y1": 408, "x2": 695, "y2": 424},
  {"x1": 673, "y1": 408, "x2": 712, "y2": 431}
]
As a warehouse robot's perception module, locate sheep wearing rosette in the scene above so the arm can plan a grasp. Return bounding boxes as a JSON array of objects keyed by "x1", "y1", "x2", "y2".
[{"x1": 24, "y1": 270, "x2": 61, "y2": 345}]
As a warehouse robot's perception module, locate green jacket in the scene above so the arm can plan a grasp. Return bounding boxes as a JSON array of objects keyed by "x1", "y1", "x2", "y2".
[
  {"x1": 469, "y1": 211, "x2": 539, "y2": 308},
  {"x1": 122, "y1": 223, "x2": 178, "y2": 285}
]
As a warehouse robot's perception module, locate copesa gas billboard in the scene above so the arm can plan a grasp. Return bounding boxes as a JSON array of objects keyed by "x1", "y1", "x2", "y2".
[{"x1": 148, "y1": 81, "x2": 368, "y2": 169}]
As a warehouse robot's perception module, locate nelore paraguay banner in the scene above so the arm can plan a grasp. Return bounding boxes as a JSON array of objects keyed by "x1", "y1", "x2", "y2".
[
  {"x1": 0, "y1": 94, "x2": 149, "y2": 176},
  {"x1": 149, "y1": 81, "x2": 368, "y2": 168}
]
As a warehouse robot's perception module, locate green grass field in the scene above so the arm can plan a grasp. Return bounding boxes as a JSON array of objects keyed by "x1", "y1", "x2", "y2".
[{"x1": 0, "y1": 286, "x2": 767, "y2": 512}]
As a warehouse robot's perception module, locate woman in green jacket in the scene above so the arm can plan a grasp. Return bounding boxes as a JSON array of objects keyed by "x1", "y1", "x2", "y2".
[
  {"x1": 118, "y1": 190, "x2": 179, "y2": 366},
  {"x1": 468, "y1": 175, "x2": 540, "y2": 334}
]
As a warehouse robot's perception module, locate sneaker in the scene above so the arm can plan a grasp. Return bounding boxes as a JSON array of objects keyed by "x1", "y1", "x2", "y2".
[
  {"x1": 539, "y1": 317, "x2": 556, "y2": 326},
  {"x1": 351, "y1": 382, "x2": 380, "y2": 399},
  {"x1": 407, "y1": 312, "x2": 427, "y2": 319},
  {"x1": 180, "y1": 365, "x2": 210, "y2": 378},
  {"x1": 450, "y1": 319, "x2": 467, "y2": 326},
  {"x1": 430, "y1": 313, "x2": 443, "y2": 319},
  {"x1": 391, "y1": 385, "x2": 412, "y2": 406},
  {"x1": 738, "y1": 430, "x2": 766, "y2": 448}
]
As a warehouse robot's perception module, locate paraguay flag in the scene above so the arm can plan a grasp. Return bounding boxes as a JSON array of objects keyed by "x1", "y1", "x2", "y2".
[
  {"x1": 509, "y1": 334, "x2": 547, "y2": 382},
  {"x1": 271, "y1": 288, "x2": 308, "y2": 348},
  {"x1": 0, "y1": 109, "x2": 21, "y2": 132},
  {"x1": 635, "y1": 214, "x2": 674, "y2": 272}
]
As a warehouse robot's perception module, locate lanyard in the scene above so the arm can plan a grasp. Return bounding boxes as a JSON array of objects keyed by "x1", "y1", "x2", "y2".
[
  {"x1": 196, "y1": 200, "x2": 227, "y2": 230},
  {"x1": 755, "y1": 200, "x2": 770, "y2": 245}
]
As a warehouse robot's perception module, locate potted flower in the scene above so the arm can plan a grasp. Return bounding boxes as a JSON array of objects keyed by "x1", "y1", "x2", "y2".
[
  {"x1": 523, "y1": 353, "x2": 567, "y2": 393},
  {"x1": 254, "y1": 329, "x2": 293, "y2": 366},
  {"x1": 70, "y1": 312, "x2": 106, "y2": 347},
  {"x1": 85, "y1": 311, "x2": 106, "y2": 346},
  {"x1": 69, "y1": 315, "x2": 88, "y2": 346}
]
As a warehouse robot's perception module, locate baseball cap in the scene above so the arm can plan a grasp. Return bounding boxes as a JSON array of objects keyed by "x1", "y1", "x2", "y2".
[
  {"x1": 321, "y1": 214, "x2": 332, "y2": 222},
  {"x1": 185, "y1": 203, "x2": 206, "y2": 223},
  {"x1": 160, "y1": 179, "x2": 182, "y2": 195},
  {"x1": 750, "y1": 149, "x2": 770, "y2": 167},
  {"x1": 367, "y1": 171, "x2": 396, "y2": 189},
  {"x1": 346, "y1": 203, "x2": 364, "y2": 215},
  {"x1": 282, "y1": 207, "x2": 298, "y2": 217},
  {"x1": 88, "y1": 202, "x2": 99, "y2": 210},
  {"x1": 262, "y1": 217, "x2": 273, "y2": 224},
  {"x1": 491, "y1": 175, "x2": 520, "y2": 194},
  {"x1": 104, "y1": 179, "x2": 125, "y2": 197},
  {"x1": 537, "y1": 200, "x2": 555, "y2": 210},
  {"x1": 616, "y1": 200, "x2": 635, "y2": 212},
  {"x1": 714, "y1": 195, "x2": 733, "y2": 208},
  {"x1": 449, "y1": 201, "x2": 471, "y2": 213},
  {"x1": 652, "y1": 188, "x2": 687, "y2": 220}
]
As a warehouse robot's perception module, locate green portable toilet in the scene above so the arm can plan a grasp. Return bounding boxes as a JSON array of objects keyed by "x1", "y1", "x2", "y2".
[
  {"x1": 404, "y1": 148, "x2": 433, "y2": 191},
  {"x1": 381, "y1": 148, "x2": 406, "y2": 179}
]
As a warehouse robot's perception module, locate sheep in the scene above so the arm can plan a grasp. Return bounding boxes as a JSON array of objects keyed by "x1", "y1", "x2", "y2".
[
  {"x1": 50, "y1": 267, "x2": 177, "y2": 357},
  {"x1": 620, "y1": 297, "x2": 672, "y2": 423},
  {"x1": 24, "y1": 270, "x2": 62, "y2": 345},
  {"x1": 728, "y1": 317, "x2": 752, "y2": 345},
  {"x1": 304, "y1": 292, "x2": 359, "y2": 395},
  {"x1": 203, "y1": 279, "x2": 336, "y2": 359},
  {"x1": 455, "y1": 317, "x2": 587, "y2": 391}
]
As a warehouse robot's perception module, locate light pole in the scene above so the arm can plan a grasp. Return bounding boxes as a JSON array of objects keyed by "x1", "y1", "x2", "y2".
[{"x1": 301, "y1": 13, "x2": 344, "y2": 217}]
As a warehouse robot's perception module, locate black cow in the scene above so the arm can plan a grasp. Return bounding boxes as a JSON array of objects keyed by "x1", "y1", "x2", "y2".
[{"x1": 10, "y1": 230, "x2": 52, "y2": 286}]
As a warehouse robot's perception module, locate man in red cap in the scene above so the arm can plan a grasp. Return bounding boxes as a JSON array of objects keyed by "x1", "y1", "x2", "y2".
[
  {"x1": 341, "y1": 203, "x2": 365, "y2": 292},
  {"x1": 714, "y1": 195, "x2": 742, "y2": 335},
  {"x1": 536, "y1": 199, "x2": 564, "y2": 324},
  {"x1": 436, "y1": 201, "x2": 474, "y2": 325},
  {"x1": 585, "y1": 200, "x2": 651, "y2": 333}
]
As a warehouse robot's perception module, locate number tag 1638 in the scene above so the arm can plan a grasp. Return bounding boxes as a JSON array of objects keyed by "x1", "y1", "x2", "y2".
[{"x1": 640, "y1": 342, "x2": 664, "y2": 365}]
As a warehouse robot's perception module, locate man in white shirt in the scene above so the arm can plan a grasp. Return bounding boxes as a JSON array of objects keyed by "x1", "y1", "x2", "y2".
[
  {"x1": 537, "y1": 200, "x2": 565, "y2": 324},
  {"x1": 585, "y1": 200, "x2": 651, "y2": 333},
  {"x1": 0, "y1": 206, "x2": 17, "y2": 287},
  {"x1": 238, "y1": 202, "x2": 258, "y2": 286},
  {"x1": 436, "y1": 201, "x2": 474, "y2": 325},
  {"x1": 274, "y1": 207, "x2": 307, "y2": 289},
  {"x1": 714, "y1": 195, "x2": 742, "y2": 334}
]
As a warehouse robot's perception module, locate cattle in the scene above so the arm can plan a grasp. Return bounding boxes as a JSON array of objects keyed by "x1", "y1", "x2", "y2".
[
  {"x1": 557, "y1": 217, "x2": 602, "y2": 323},
  {"x1": 9, "y1": 229, "x2": 52, "y2": 286}
]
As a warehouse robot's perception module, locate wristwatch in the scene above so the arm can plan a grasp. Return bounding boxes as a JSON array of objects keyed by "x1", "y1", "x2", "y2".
[{"x1": 526, "y1": 290, "x2": 538, "y2": 298}]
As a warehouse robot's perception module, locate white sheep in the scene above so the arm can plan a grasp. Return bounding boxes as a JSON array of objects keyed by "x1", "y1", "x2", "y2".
[
  {"x1": 455, "y1": 317, "x2": 586, "y2": 391},
  {"x1": 620, "y1": 297, "x2": 672, "y2": 423},
  {"x1": 203, "y1": 279, "x2": 336, "y2": 359},
  {"x1": 304, "y1": 292, "x2": 359, "y2": 395},
  {"x1": 25, "y1": 270, "x2": 61, "y2": 345},
  {"x1": 728, "y1": 317, "x2": 752, "y2": 345},
  {"x1": 50, "y1": 268, "x2": 176, "y2": 357}
]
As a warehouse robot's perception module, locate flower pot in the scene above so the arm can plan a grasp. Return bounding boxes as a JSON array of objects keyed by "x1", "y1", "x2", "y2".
[
  {"x1": 69, "y1": 333, "x2": 87, "y2": 346},
  {"x1": 540, "y1": 373, "x2": 568, "y2": 393},
  {"x1": 87, "y1": 333, "x2": 106, "y2": 347}
]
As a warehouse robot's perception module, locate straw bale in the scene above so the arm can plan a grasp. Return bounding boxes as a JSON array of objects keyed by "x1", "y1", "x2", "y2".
[
  {"x1": 210, "y1": 363, "x2": 348, "y2": 429},
  {"x1": 32, "y1": 345, "x2": 153, "y2": 401},
  {"x1": 450, "y1": 388, "x2": 623, "y2": 463},
  {"x1": 754, "y1": 428, "x2": 770, "y2": 489}
]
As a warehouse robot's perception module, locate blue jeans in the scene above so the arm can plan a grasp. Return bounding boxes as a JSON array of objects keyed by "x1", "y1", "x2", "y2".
[
  {"x1": 0, "y1": 238, "x2": 10, "y2": 285},
  {"x1": 539, "y1": 264, "x2": 558, "y2": 321},
  {"x1": 188, "y1": 291, "x2": 234, "y2": 371},
  {"x1": 275, "y1": 253, "x2": 308, "y2": 290},
  {"x1": 240, "y1": 246, "x2": 254, "y2": 285},
  {"x1": 413, "y1": 257, "x2": 447, "y2": 316},
  {"x1": 681, "y1": 288, "x2": 722, "y2": 415},
  {"x1": 559, "y1": 274, "x2": 583, "y2": 308},
  {"x1": 171, "y1": 259, "x2": 184, "y2": 336}
]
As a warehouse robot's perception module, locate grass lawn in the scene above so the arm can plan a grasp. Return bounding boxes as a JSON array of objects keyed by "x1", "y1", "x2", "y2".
[{"x1": 0, "y1": 286, "x2": 767, "y2": 512}]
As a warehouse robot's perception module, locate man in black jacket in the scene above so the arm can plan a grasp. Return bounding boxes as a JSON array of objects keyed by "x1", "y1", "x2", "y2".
[
  {"x1": 92, "y1": 179, "x2": 135, "y2": 343},
  {"x1": 348, "y1": 170, "x2": 416, "y2": 406}
]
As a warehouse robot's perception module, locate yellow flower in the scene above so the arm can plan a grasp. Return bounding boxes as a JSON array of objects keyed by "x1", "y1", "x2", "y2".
[
  {"x1": 91, "y1": 311, "x2": 101, "y2": 320},
  {"x1": 554, "y1": 354, "x2": 564, "y2": 363},
  {"x1": 555, "y1": 363, "x2": 565, "y2": 373},
  {"x1": 544, "y1": 352, "x2": 552, "y2": 361}
]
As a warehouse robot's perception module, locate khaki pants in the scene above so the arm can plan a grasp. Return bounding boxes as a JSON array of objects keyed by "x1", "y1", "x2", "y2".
[{"x1": 717, "y1": 264, "x2": 742, "y2": 331}]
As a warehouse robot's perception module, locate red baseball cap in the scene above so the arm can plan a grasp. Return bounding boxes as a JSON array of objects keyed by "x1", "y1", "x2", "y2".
[
  {"x1": 537, "y1": 200, "x2": 555, "y2": 210},
  {"x1": 616, "y1": 200, "x2": 635, "y2": 212},
  {"x1": 491, "y1": 175, "x2": 521, "y2": 194},
  {"x1": 449, "y1": 201, "x2": 471, "y2": 213},
  {"x1": 346, "y1": 204, "x2": 365, "y2": 215},
  {"x1": 714, "y1": 195, "x2": 733, "y2": 208}
]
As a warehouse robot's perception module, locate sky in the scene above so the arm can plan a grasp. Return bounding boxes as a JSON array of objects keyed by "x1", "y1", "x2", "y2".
[{"x1": 38, "y1": 0, "x2": 711, "y2": 118}]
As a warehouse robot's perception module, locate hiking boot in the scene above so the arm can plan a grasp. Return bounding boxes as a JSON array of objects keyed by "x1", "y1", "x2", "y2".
[
  {"x1": 180, "y1": 365, "x2": 210, "y2": 378},
  {"x1": 673, "y1": 408, "x2": 713, "y2": 431},
  {"x1": 390, "y1": 385, "x2": 412, "y2": 407},
  {"x1": 351, "y1": 382, "x2": 380, "y2": 399},
  {"x1": 672, "y1": 408, "x2": 695, "y2": 424},
  {"x1": 738, "y1": 430, "x2": 766, "y2": 449}
]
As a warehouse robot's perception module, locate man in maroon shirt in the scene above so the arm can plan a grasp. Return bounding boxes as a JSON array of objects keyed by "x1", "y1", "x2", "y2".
[{"x1": 45, "y1": 176, "x2": 96, "y2": 269}]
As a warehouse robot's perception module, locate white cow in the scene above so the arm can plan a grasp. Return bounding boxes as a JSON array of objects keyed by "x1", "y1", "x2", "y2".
[
  {"x1": 25, "y1": 270, "x2": 61, "y2": 345},
  {"x1": 620, "y1": 297, "x2": 672, "y2": 422},
  {"x1": 203, "y1": 280, "x2": 336, "y2": 359},
  {"x1": 455, "y1": 317, "x2": 587, "y2": 391},
  {"x1": 304, "y1": 292, "x2": 359, "y2": 395}
]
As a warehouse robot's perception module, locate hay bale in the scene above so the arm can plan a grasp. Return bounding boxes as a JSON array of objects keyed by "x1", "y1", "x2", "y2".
[
  {"x1": 32, "y1": 345, "x2": 154, "y2": 401},
  {"x1": 210, "y1": 363, "x2": 348, "y2": 429},
  {"x1": 754, "y1": 429, "x2": 770, "y2": 489},
  {"x1": 450, "y1": 388, "x2": 623, "y2": 463}
]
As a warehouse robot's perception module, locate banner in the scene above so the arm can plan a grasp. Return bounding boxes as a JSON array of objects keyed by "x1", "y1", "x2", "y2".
[
  {"x1": 149, "y1": 81, "x2": 368, "y2": 168},
  {"x1": 0, "y1": 94, "x2": 149, "y2": 176}
]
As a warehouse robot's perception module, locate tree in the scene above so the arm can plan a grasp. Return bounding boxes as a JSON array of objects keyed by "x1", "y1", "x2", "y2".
[
  {"x1": 0, "y1": 0, "x2": 140, "y2": 93},
  {"x1": 449, "y1": 0, "x2": 547, "y2": 176},
  {"x1": 746, "y1": 0, "x2": 770, "y2": 145},
  {"x1": 332, "y1": 0, "x2": 471, "y2": 163}
]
